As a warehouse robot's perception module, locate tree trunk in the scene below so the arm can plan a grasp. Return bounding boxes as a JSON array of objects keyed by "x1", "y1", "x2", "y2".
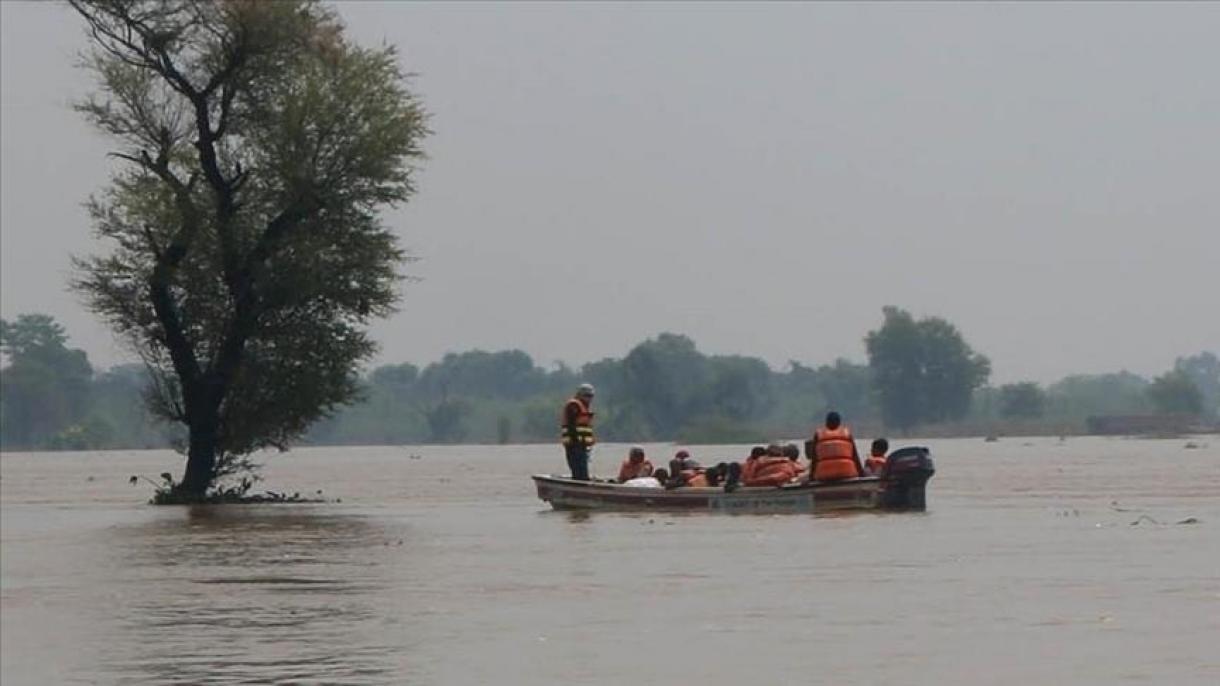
[{"x1": 180, "y1": 417, "x2": 219, "y2": 497}]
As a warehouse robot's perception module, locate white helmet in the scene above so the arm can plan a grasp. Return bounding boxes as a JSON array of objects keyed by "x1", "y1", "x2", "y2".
[{"x1": 577, "y1": 383, "x2": 595, "y2": 397}]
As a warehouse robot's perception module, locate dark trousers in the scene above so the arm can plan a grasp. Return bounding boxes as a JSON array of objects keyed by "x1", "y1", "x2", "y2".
[
  {"x1": 704, "y1": 462, "x2": 741, "y2": 487},
  {"x1": 565, "y1": 444, "x2": 591, "y2": 481}
]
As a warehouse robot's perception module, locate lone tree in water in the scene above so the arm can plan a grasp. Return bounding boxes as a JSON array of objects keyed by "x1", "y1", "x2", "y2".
[{"x1": 70, "y1": 1, "x2": 427, "y2": 498}]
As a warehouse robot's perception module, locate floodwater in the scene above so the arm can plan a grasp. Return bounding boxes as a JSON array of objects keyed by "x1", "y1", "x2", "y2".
[{"x1": 2, "y1": 437, "x2": 1217, "y2": 685}]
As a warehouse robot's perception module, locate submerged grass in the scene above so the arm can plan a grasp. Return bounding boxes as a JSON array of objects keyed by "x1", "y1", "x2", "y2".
[{"x1": 131, "y1": 473, "x2": 326, "y2": 505}]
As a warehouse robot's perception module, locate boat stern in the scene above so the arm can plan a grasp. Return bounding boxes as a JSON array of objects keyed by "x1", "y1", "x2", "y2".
[{"x1": 878, "y1": 447, "x2": 935, "y2": 511}]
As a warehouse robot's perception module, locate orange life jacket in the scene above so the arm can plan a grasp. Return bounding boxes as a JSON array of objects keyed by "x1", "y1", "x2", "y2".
[
  {"x1": 743, "y1": 456, "x2": 800, "y2": 487},
  {"x1": 740, "y1": 456, "x2": 759, "y2": 483},
  {"x1": 617, "y1": 458, "x2": 654, "y2": 483},
  {"x1": 559, "y1": 397, "x2": 595, "y2": 447},
  {"x1": 864, "y1": 453, "x2": 887, "y2": 475},
  {"x1": 683, "y1": 471, "x2": 710, "y2": 487},
  {"x1": 814, "y1": 426, "x2": 860, "y2": 481}
]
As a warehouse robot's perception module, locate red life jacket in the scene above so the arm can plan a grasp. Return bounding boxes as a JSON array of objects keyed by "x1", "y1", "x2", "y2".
[{"x1": 814, "y1": 426, "x2": 860, "y2": 481}]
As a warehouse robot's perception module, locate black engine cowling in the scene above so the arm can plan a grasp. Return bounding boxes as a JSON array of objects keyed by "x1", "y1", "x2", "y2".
[{"x1": 878, "y1": 446, "x2": 935, "y2": 511}]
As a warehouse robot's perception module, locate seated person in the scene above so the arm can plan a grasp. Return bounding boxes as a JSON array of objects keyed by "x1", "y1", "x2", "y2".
[
  {"x1": 616, "y1": 446, "x2": 654, "y2": 483},
  {"x1": 782, "y1": 442, "x2": 804, "y2": 472},
  {"x1": 810, "y1": 411, "x2": 864, "y2": 482},
  {"x1": 864, "y1": 438, "x2": 888, "y2": 475},
  {"x1": 703, "y1": 461, "x2": 742, "y2": 490},
  {"x1": 741, "y1": 443, "x2": 802, "y2": 487},
  {"x1": 623, "y1": 466, "x2": 665, "y2": 488},
  {"x1": 732, "y1": 446, "x2": 768, "y2": 490},
  {"x1": 666, "y1": 449, "x2": 705, "y2": 488}
]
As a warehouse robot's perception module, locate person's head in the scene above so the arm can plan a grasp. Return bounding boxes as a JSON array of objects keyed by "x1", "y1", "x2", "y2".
[
  {"x1": 674, "y1": 449, "x2": 690, "y2": 461},
  {"x1": 629, "y1": 446, "x2": 645, "y2": 463},
  {"x1": 783, "y1": 443, "x2": 800, "y2": 460},
  {"x1": 871, "y1": 438, "x2": 889, "y2": 456},
  {"x1": 750, "y1": 446, "x2": 766, "y2": 459},
  {"x1": 576, "y1": 383, "x2": 595, "y2": 402},
  {"x1": 766, "y1": 443, "x2": 783, "y2": 457},
  {"x1": 653, "y1": 468, "x2": 670, "y2": 482},
  {"x1": 825, "y1": 411, "x2": 841, "y2": 429}
]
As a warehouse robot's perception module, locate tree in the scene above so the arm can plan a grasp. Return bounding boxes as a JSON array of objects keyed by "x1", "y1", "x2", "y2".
[
  {"x1": 865, "y1": 306, "x2": 990, "y2": 431},
  {"x1": 90, "y1": 363, "x2": 174, "y2": 448},
  {"x1": 618, "y1": 333, "x2": 709, "y2": 436},
  {"x1": 1045, "y1": 371, "x2": 1149, "y2": 419},
  {"x1": 416, "y1": 350, "x2": 546, "y2": 400},
  {"x1": 70, "y1": 1, "x2": 428, "y2": 496},
  {"x1": 0, "y1": 314, "x2": 94, "y2": 448},
  {"x1": 424, "y1": 398, "x2": 470, "y2": 443},
  {"x1": 703, "y1": 355, "x2": 775, "y2": 422},
  {"x1": 811, "y1": 359, "x2": 874, "y2": 422},
  {"x1": 1146, "y1": 370, "x2": 1204, "y2": 415},
  {"x1": 998, "y1": 382, "x2": 1046, "y2": 420},
  {"x1": 1175, "y1": 352, "x2": 1220, "y2": 418}
]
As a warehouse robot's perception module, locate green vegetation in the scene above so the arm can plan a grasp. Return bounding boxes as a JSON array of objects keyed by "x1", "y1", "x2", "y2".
[
  {"x1": 4, "y1": 312, "x2": 1216, "y2": 452},
  {"x1": 68, "y1": 1, "x2": 428, "y2": 498},
  {"x1": 998, "y1": 382, "x2": 1047, "y2": 420},
  {"x1": 865, "y1": 306, "x2": 992, "y2": 430},
  {"x1": 1147, "y1": 369, "x2": 1205, "y2": 415}
]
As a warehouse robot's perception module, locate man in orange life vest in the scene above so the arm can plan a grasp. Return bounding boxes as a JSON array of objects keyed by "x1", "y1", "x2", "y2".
[
  {"x1": 560, "y1": 383, "x2": 596, "y2": 480},
  {"x1": 617, "y1": 446, "x2": 654, "y2": 483},
  {"x1": 809, "y1": 411, "x2": 865, "y2": 482}
]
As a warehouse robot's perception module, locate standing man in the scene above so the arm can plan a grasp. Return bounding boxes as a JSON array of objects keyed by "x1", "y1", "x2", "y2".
[
  {"x1": 808, "y1": 411, "x2": 865, "y2": 482},
  {"x1": 561, "y1": 383, "x2": 596, "y2": 480}
]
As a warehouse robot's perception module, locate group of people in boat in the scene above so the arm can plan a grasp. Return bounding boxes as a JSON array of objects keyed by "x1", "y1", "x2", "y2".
[{"x1": 560, "y1": 383, "x2": 890, "y2": 490}]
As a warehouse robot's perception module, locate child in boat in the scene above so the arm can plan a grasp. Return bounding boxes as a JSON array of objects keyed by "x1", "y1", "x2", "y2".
[
  {"x1": 616, "y1": 446, "x2": 655, "y2": 483},
  {"x1": 865, "y1": 438, "x2": 889, "y2": 475}
]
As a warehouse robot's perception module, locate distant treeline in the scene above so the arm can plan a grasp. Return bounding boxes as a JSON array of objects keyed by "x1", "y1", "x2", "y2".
[{"x1": 2, "y1": 312, "x2": 1217, "y2": 450}]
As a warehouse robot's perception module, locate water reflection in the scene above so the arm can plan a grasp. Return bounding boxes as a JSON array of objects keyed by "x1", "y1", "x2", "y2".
[{"x1": 100, "y1": 506, "x2": 410, "y2": 685}]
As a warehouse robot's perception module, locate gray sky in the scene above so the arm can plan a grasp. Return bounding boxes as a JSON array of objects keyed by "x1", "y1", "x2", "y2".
[{"x1": 2, "y1": 2, "x2": 1217, "y2": 384}]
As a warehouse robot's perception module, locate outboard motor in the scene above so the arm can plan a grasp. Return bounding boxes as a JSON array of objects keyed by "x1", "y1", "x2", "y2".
[{"x1": 879, "y1": 447, "x2": 935, "y2": 511}]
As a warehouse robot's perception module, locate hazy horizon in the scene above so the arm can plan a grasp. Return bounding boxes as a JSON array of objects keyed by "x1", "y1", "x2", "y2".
[{"x1": 3, "y1": 2, "x2": 1217, "y2": 384}]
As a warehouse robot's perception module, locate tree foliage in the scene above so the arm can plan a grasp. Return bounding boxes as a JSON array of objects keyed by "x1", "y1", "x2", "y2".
[
  {"x1": 0, "y1": 315, "x2": 93, "y2": 447},
  {"x1": 865, "y1": 306, "x2": 991, "y2": 430},
  {"x1": 69, "y1": 0, "x2": 427, "y2": 494},
  {"x1": 4, "y1": 317, "x2": 1212, "y2": 449},
  {"x1": 998, "y1": 382, "x2": 1046, "y2": 419},
  {"x1": 1175, "y1": 351, "x2": 1220, "y2": 418},
  {"x1": 1045, "y1": 371, "x2": 1149, "y2": 419},
  {"x1": 1146, "y1": 370, "x2": 1204, "y2": 415}
]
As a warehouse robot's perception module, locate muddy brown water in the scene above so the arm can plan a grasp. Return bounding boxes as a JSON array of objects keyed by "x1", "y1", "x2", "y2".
[{"x1": 2, "y1": 437, "x2": 1217, "y2": 685}]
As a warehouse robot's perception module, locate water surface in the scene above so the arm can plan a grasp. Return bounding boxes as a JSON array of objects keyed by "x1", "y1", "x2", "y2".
[{"x1": 2, "y1": 438, "x2": 1217, "y2": 685}]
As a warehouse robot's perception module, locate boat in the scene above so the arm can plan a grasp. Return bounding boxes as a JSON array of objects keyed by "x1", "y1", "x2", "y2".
[{"x1": 533, "y1": 447, "x2": 935, "y2": 513}]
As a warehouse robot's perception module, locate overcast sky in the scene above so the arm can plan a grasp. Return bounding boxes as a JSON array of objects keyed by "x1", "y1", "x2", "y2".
[{"x1": 2, "y1": 2, "x2": 1217, "y2": 384}]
